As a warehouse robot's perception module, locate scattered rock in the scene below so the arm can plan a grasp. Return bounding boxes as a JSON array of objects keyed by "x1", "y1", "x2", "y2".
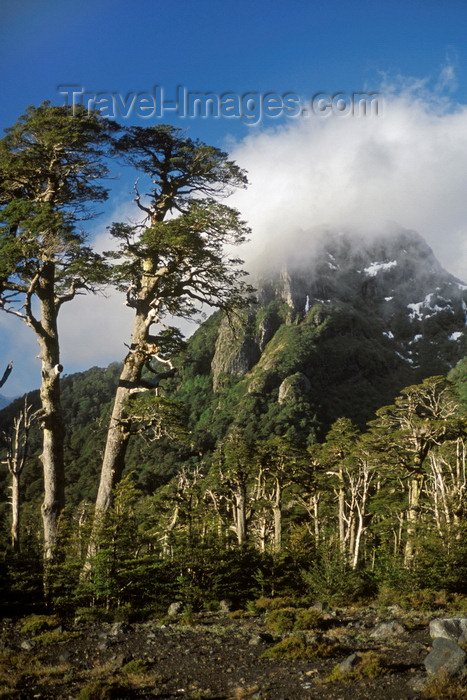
[
  {"x1": 370, "y1": 620, "x2": 405, "y2": 639},
  {"x1": 249, "y1": 632, "x2": 275, "y2": 646},
  {"x1": 407, "y1": 675, "x2": 427, "y2": 692},
  {"x1": 429, "y1": 617, "x2": 467, "y2": 643},
  {"x1": 219, "y1": 599, "x2": 233, "y2": 613},
  {"x1": 424, "y1": 637, "x2": 467, "y2": 677},
  {"x1": 109, "y1": 622, "x2": 133, "y2": 636},
  {"x1": 168, "y1": 602, "x2": 184, "y2": 617},
  {"x1": 339, "y1": 652, "x2": 362, "y2": 672},
  {"x1": 20, "y1": 639, "x2": 35, "y2": 651},
  {"x1": 110, "y1": 652, "x2": 132, "y2": 671}
]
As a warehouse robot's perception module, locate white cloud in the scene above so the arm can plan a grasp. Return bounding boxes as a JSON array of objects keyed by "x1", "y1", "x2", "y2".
[
  {"x1": 4, "y1": 70, "x2": 467, "y2": 395},
  {"x1": 228, "y1": 78, "x2": 467, "y2": 282}
]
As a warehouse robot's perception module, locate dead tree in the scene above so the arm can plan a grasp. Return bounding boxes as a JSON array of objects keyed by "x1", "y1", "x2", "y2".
[
  {"x1": 0, "y1": 361, "x2": 13, "y2": 389},
  {"x1": 1, "y1": 398, "x2": 38, "y2": 552}
]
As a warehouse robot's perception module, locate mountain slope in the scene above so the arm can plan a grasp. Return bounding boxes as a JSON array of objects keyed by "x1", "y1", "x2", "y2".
[
  {"x1": 0, "y1": 396, "x2": 12, "y2": 410},
  {"x1": 171, "y1": 226, "x2": 467, "y2": 443}
]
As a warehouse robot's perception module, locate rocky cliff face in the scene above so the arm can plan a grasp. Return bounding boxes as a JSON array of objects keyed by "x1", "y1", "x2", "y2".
[{"x1": 206, "y1": 226, "x2": 467, "y2": 433}]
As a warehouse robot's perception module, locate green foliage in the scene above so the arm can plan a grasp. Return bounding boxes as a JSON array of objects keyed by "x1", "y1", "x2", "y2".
[
  {"x1": 325, "y1": 652, "x2": 388, "y2": 683},
  {"x1": 77, "y1": 680, "x2": 118, "y2": 700},
  {"x1": 119, "y1": 659, "x2": 149, "y2": 675},
  {"x1": 300, "y1": 543, "x2": 377, "y2": 605},
  {"x1": 261, "y1": 635, "x2": 308, "y2": 659},
  {"x1": 253, "y1": 596, "x2": 295, "y2": 611},
  {"x1": 293, "y1": 608, "x2": 324, "y2": 630},
  {"x1": 423, "y1": 671, "x2": 467, "y2": 699},
  {"x1": 264, "y1": 608, "x2": 296, "y2": 633},
  {"x1": 20, "y1": 614, "x2": 59, "y2": 634},
  {"x1": 33, "y1": 629, "x2": 81, "y2": 645},
  {"x1": 261, "y1": 635, "x2": 346, "y2": 660},
  {"x1": 0, "y1": 103, "x2": 115, "y2": 299},
  {"x1": 264, "y1": 607, "x2": 323, "y2": 633}
]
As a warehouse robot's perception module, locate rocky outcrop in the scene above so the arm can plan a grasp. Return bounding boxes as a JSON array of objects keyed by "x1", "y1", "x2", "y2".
[
  {"x1": 424, "y1": 617, "x2": 467, "y2": 678},
  {"x1": 211, "y1": 311, "x2": 260, "y2": 391},
  {"x1": 210, "y1": 227, "x2": 467, "y2": 398},
  {"x1": 278, "y1": 372, "x2": 311, "y2": 404},
  {"x1": 424, "y1": 637, "x2": 467, "y2": 677},
  {"x1": 429, "y1": 617, "x2": 467, "y2": 644}
]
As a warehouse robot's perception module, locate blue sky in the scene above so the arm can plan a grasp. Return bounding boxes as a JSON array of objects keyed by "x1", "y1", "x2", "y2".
[{"x1": 2, "y1": 0, "x2": 467, "y2": 395}]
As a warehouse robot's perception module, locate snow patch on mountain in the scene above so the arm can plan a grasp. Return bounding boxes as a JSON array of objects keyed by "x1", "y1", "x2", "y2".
[
  {"x1": 364, "y1": 260, "x2": 397, "y2": 277},
  {"x1": 407, "y1": 293, "x2": 454, "y2": 321}
]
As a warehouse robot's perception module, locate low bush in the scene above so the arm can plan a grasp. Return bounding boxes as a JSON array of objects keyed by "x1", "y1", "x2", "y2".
[
  {"x1": 261, "y1": 635, "x2": 347, "y2": 660},
  {"x1": 264, "y1": 608, "x2": 296, "y2": 633},
  {"x1": 423, "y1": 670, "x2": 467, "y2": 699},
  {"x1": 21, "y1": 614, "x2": 60, "y2": 634},
  {"x1": 325, "y1": 652, "x2": 388, "y2": 683}
]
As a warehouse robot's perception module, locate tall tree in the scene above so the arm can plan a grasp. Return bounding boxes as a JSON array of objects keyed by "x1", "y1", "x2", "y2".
[
  {"x1": 92, "y1": 125, "x2": 253, "y2": 522},
  {"x1": 0, "y1": 103, "x2": 115, "y2": 573},
  {"x1": 370, "y1": 376, "x2": 460, "y2": 565},
  {"x1": 254, "y1": 436, "x2": 304, "y2": 552},
  {"x1": 1, "y1": 398, "x2": 38, "y2": 552}
]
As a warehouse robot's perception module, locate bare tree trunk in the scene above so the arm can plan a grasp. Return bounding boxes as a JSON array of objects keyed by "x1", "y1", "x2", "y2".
[
  {"x1": 235, "y1": 485, "x2": 247, "y2": 546},
  {"x1": 10, "y1": 471, "x2": 20, "y2": 552},
  {"x1": 338, "y1": 468, "x2": 346, "y2": 554},
  {"x1": 312, "y1": 494, "x2": 320, "y2": 547},
  {"x1": 36, "y1": 284, "x2": 65, "y2": 569},
  {"x1": 272, "y1": 480, "x2": 282, "y2": 553},
  {"x1": 0, "y1": 362, "x2": 13, "y2": 388},
  {"x1": 94, "y1": 314, "x2": 148, "y2": 517},
  {"x1": 404, "y1": 475, "x2": 424, "y2": 566},
  {"x1": 1, "y1": 401, "x2": 33, "y2": 553}
]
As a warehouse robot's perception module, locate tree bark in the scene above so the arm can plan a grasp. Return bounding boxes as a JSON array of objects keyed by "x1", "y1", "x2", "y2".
[
  {"x1": 35, "y1": 278, "x2": 65, "y2": 571},
  {"x1": 403, "y1": 474, "x2": 424, "y2": 566},
  {"x1": 272, "y1": 480, "x2": 282, "y2": 553},
  {"x1": 10, "y1": 470, "x2": 20, "y2": 553},
  {"x1": 93, "y1": 312, "x2": 148, "y2": 516},
  {"x1": 338, "y1": 468, "x2": 346, "y2": 554},
  {"x1": 235, "y1": 484, "x2": 247, "y2": 546}
]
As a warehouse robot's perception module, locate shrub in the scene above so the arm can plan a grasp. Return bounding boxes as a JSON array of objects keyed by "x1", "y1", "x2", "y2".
[
  {"x1": 293, "y1": 609, "x2": 323, "y2": 630},
  {"x1": 33, "y1": 629, "x2": 80, "y2": 645},
  {"x1": 21, "y1": 614, "x2": 60, "y2": 634},
  {"x1": 261, "y1": 635, "x2": 347, "y2": 660},
  {"x1": 264, "y1": 608, "x2": 296, "y2": 633},
  {"x1": 119, "y1": 659, "x2": 149, "y2": 675},
  {"x1": 254, "y1": 595, "x2": 295, "y2": 611},
  {"x1": 77, "y1": 681, "x2": 117, "y2": 700},
  {"x1": 261, "y1": 635, "x2": 308, "y2": 659},
  {"x1": 423, "y1": 670, "x2": 467, "y2": 699},
  {"x1": 325, "y1": 652, "x2": 388, "y2": 683}
]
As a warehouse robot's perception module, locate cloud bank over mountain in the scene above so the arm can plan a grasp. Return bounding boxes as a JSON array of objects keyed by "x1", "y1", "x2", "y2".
[
  {"x1": 5, "y1": 72, "x2": 467, "y2": 395},
  {"x1": 229, "y1": 75, "x2": 467, "y2": 281}
]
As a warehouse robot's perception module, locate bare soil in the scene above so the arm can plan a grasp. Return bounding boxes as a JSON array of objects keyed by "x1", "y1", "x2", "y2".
[{"x1": 0, "y1": 605, "x2": 442, "y2": 699}]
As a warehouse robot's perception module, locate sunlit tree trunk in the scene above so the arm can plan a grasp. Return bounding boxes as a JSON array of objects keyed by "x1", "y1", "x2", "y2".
[
  {"x1": 35, "y1": 272, "x2": 65, "y2": 574},
  {"x1": 403, "y1": 474, "x2": 424, "y2": 566},
  {"x1": 1, "y1": 399, "x2": 35, "y2": 553},
  {"x1": 272, "y1": 479, "x2": 282, "y2": 553}
]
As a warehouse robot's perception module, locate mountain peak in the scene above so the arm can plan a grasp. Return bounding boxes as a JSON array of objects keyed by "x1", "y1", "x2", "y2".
[{"x1": 205, "y1": 227, "x2": 467, "y2": 436}]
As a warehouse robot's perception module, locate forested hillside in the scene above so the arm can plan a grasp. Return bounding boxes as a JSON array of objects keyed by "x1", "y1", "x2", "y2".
[
  {"x1": 2, "y1": 226, "x2": 467, "y2": 618},
  {"x1": 1, "y1": 104, "x2": 467, "y2": 623}
]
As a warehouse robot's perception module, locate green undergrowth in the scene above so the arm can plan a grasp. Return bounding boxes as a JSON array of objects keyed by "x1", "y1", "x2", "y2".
[
  {"x1": 261, "y1": 634, "x2": 348, "y2": 660},
  {"x1": 423, "y1": 671, "x2": 467, "y2": 699},
  {"x1": 325, "y1": 652, "x2": 389, "y2": 683},
  {"x1": 264, "y1": 607, "x2": 323, "y2": 634}
]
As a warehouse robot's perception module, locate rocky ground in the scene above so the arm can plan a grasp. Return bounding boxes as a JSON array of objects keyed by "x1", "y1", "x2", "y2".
[{"x1": 0, "y1": 603, "x2": 463, "y2": 699}]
